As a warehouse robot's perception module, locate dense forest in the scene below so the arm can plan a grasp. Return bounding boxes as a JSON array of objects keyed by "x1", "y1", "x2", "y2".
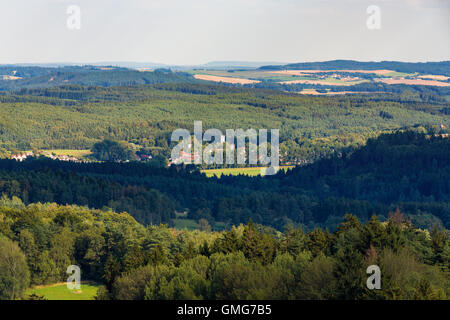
[
  {"x1": 0, "y1": 131, "x2": 448, "y2": 231},
  {"x1": 0, "y1": 82, "x2": 448, "y2": 165},
  {"x1": 0, "y1": 199, "x2": 448, "y2": 300},
  {"x1": 0, "y1": 66, "x2": 196, "y2": 90}
]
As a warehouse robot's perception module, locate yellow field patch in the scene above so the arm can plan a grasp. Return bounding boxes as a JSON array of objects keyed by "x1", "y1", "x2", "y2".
[
  {"x1": 42, "y1": 149, "x2": 92, "y2": 157},
  {"x1": 375, "y1": 78, "x2": 450, "y2": 87},
  {"x1": 194, "y1": 74, "x2": 260, "y2": 84},
  {"x1": 270, "y1": 69, "x2": 394, "y2": 76},
  {"x1": 201, "y1": 166, "x2": 294, "y2": 178}
]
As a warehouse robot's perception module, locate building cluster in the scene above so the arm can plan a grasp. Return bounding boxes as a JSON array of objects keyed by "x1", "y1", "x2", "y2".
[
  {"x1": 169, "y1": 150, "x2": 201, "y2": 165},
  {"x1": 48, "y1": 154, "x2": 80, "y2": 162},
  {"x1": 135, "y1": 154, "x2": 152, "y2": 161},
  {"x1": 10, "y1": 152, "x2": 34, "y2": 162},
  {"x1": 10, "y1": 151, "x2": 80, "y2": 162}
]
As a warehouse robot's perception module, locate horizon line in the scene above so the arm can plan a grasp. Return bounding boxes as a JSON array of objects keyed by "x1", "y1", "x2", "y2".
[{"x1": 1, "y1": 59, "x2": 450, "y2": 68}]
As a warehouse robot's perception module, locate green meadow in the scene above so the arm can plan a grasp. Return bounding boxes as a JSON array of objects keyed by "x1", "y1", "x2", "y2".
[
  {"x1": 201, "y1": 166, "x2": 294, "y2": 177},
  {"x1": 43, "y1": 149, "x2": 92, "y2": 158},
  {"x1": 25, "y1": 282, "x2": 100, "y2": 300}
]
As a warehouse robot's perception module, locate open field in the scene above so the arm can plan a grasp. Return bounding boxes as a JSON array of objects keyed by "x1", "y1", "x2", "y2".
[
  {"x1": 382, "y1": 71, "x2": 418, "y2": 78},
  {"x1": 25, "y1": 282, "x2": 100, "y2": 300},
  {"x1": 201, "y1": 166, "x2": 294, "y2": 177},
  {"x1": 189, "y1": 70, "x2": 279, "y2": 79},
  {"x1": 193, "y1": 69, "x2": 368, "y2": 82},
  {"x1": 190, "y1": 69, "x2": 450, "y2": 89},
  {"x1": 42, "y1": 149, "x2": 92, "y2": 157},
  {"x1": 419, "y1": 74, "x2": 449, "y2": 81},
  {"x1": 270, "y1": 70, "x2": 416, "y2": 78},
  {"x1": 375, "y1": 78, "x2": 450, "y2": 87},
  {"x1": 191, "y1": 70, "x2": 361, "y2": 83},
  {"x1": 299, "y1": 89, "x2": 373, "y2": 95},
  {"x1": 269, "y1": 69, "x2": 395, "y2": 75},
  {"x1": 192, "y1": 70, "x2": 369, "y2": 86},
  {"x1": 279, "y1": 78, "x2": 366, "y2": 86},
  {"x1": 193, "y1": 74, "x2": 260, "y2": 84},
  {"x1": 2, "y1": 75, "x2": 22, "y2": 80}
]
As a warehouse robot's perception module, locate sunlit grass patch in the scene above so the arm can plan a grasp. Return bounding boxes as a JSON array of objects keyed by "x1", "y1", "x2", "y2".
[{"x1": 25, "y1": 282, "x2": 100, "y2": 300}]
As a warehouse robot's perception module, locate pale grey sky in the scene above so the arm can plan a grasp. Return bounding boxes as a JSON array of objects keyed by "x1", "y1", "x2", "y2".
[{"x1": 0, "y1": 0, "x2": 449, "y2": 65}]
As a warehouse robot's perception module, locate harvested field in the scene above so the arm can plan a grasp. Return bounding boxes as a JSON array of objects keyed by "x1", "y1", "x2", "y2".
[
  {"x1": 2, "y1": 75, "x2": 22, "y2": 80},
  {"x1": 194, "y1": 74, "x2": 260, "y2": 84},
  {"x1": 375, "y1": 78, "x2": 450, "y2": 87},
  {"x1": 299, "y1": 89, "x2": 372, "y2": 95},
  {"x1": 418, "y1": 75, "x2": 449, "y2": 81},
  {"x1": 280, "y1": 79, "x2": 354, "y2": 86},
  {"x1": 270, "y1": 69, "x2": 393, "y2": 75}
]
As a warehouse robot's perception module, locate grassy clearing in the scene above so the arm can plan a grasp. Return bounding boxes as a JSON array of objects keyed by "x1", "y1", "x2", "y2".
[
  {"x1": 383, "y1": 71, "x2": 418, "y2": 78},
  {"x1": 201, "y1": 166, "x2": 294, "y2": 178},
  {"x1": 42, "y1": 149, "x2": 92, "y2": 158},
  {"x1": 25, "y1": 282, "x2": 100, "y2": 300},
  {"x1": 323, "y1": 77, "x2": 367, "y2": 85},
  {"x1": 190, "y1": 70, "x2": 275, "y2": 79}
]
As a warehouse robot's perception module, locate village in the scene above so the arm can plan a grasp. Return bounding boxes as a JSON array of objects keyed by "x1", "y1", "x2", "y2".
[
  {"x1": 10, "y1": 151, "x2": 82, "y2": 162},
  {"x1": 9, "y1": 149, "x2": 155, "y2": 163}
]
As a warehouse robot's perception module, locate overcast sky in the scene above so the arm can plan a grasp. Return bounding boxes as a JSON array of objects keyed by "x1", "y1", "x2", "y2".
[{"x1": 0, "y1": 0, "x2": 449, "y2": 65}]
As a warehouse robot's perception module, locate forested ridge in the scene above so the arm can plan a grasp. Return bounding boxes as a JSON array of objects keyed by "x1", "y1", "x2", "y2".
[
  {"x1": 0, "y1": 66, "x2": 196, "y2": 90},
  {"x1": 0, "y1": 82, "x2": 448, "y2": 165},
  {"x1": 0, "y1": 131, "x2": 448, "y2": 231}
]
